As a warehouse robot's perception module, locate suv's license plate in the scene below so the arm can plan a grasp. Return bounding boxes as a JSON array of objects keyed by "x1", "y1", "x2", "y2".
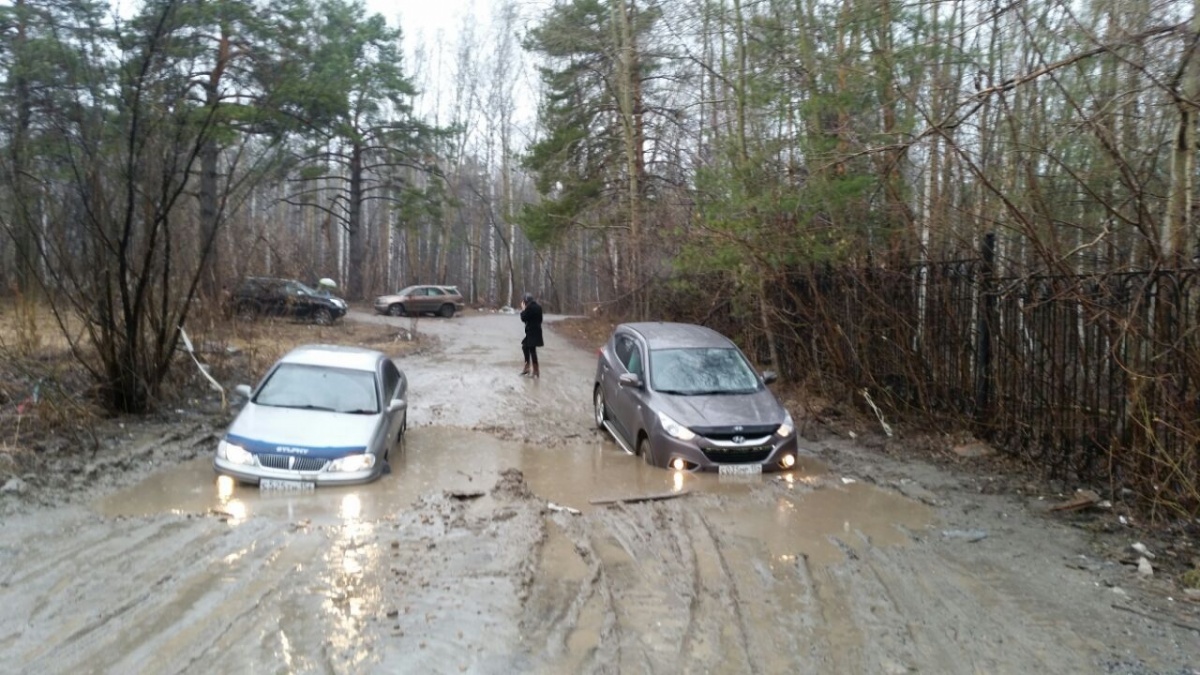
[
  {"x1": 718, "y1": 464, "x2": 762, "y2": 475},
  {"x1": 260, "y1": 478, "x2": 315, "y2": 491}
]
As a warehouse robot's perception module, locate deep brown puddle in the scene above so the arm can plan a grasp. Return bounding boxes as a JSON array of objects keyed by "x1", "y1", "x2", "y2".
[{"x1": 95, "y1": 428, "x2": 931, "y2": 566}]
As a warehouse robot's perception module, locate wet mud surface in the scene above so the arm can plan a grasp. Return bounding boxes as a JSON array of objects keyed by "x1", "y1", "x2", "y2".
[{"x1": 1, "y1": 312, "x2": 1197, "y2": 673}]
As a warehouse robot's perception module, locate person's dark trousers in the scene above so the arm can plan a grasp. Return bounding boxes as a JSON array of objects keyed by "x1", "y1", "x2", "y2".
[{"x1": 522, "y1": 346, "x2": 539, "y2": 377}]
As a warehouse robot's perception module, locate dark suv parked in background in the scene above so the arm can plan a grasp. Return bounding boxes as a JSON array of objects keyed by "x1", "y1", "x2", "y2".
[{"x1": 231, "y1": 277, "x2": 347, "y2": 325}]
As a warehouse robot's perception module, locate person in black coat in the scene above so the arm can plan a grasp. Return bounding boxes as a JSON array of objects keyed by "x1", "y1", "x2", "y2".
[{"x1": 519, "y1": 292, "x2": 544, "y2": 378}]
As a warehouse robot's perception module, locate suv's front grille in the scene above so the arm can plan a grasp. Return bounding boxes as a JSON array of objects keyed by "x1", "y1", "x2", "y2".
[
  {"x1": 258, "y1": 454, "x2": 328, "y2": 472},
  {"x1": 692, "y1": 424, "x2": 779, "y2": 442},
  {"x1": 701, "y1": 446, "x2": 773, "y2": 464}
]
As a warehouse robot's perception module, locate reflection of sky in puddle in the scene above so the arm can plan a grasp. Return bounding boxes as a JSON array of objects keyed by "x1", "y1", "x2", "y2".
[
  {"x1": 323, "y1": 492, "x2": 378, "y2": 664},
  {"x1": 710, "y1": 483, "x2": 935, "y2": 567}
]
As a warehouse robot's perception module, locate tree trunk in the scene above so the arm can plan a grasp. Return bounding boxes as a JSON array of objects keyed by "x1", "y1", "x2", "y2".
[
  {"x1": 10, "y1": 0, "x2": 39, "y2": 294},
  {"x1": 348, "y1": 143, "x2": 366, "y2": 299},
  {"x1": 1164, "y1": 5, "x2": 1199, "y2": 264},
  {"x1": 613, "y1": 0, "x2": 646, "y2": 317}
]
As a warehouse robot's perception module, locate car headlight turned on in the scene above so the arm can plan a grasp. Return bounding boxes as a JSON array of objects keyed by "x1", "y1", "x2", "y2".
[
  {"x1": 657, "y1": 411, "x2": 696, "y2": 441},
  {"x1": 328, "y1": 454, "x2": 375, "y2": 473},
  {"x1": 777, "y1": 413, "x2": 795, "y2": 437},
  {"x1": 218, "y1": 439, "x2": 256, "y2": 466}
]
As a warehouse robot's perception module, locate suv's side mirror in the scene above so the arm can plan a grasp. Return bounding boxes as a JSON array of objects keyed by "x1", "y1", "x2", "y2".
[
  {"x1": 235, "y1": 384, "x2": 253, "y2": 399},
  {"x1": 762, "y1": 371, "x2": 778, "y2": 385},
  {"x1": 618, "y1": 373, "x2": 642, "y2": 388}
]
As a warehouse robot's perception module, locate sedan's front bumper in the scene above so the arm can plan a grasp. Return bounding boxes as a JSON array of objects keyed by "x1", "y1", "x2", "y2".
[{"x1": 213, "y1": 456, "x2": 380, "y2": 486}]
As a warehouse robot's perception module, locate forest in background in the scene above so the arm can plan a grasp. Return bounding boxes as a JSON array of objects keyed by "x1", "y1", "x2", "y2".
[{"x1": 1, "y1": 0, "x2": 1197, "y2": 515}]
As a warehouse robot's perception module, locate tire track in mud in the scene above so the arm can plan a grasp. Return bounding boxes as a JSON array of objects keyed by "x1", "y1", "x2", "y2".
[
  {"x1": 0, "y1": 510, "x2": 369, "y2": 674},
  {"x1": 369, "y1": 471, "x2": 548, "y2": 674},
  {"x1": 850, "y1": 543, "x2": 1108, "y2": 672},
  {"x1": 521, "y1": 496, "x2": 826, "y2": 674},
  {"x1": 515, "y1": 488, "x2": 1140, "y2": 675},
  {"x1": 2, "y1": 514, "x2": 252, "y2": 665}
]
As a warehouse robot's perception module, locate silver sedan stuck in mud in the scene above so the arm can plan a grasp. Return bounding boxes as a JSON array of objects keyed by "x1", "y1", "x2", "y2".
[{"x1": 214, "y1": 344, "x2": 408, "y2": 486}]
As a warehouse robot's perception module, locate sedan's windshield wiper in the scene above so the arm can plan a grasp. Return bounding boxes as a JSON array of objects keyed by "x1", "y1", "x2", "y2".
[
  {"x1": 656, "y1": 389, "x2": 695, "y2": 395},
  {"x1": 342, "y1": 408, "x2": 378, "y2": 415},
  {"x1": 291, "y1": 404, "x2": 337, "y2": 412}
]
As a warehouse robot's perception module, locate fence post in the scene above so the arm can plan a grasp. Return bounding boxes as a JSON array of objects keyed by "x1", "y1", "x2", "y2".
[{"x1": 974, "y1": 233, "x2": 996, "y2": 423}]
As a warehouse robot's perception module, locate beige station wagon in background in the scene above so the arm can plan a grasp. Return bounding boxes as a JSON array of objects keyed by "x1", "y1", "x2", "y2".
[{"x1": 373, "y1": 285, "x2": 465, "y2": 318}]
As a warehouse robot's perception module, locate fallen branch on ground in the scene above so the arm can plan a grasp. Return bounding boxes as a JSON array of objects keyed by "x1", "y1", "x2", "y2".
[
  {"x1": 590, "y1": 490, "x2": 690, "y2": 506},
  {"x1": 1112, "y1": 603, "x2": 1200, "y2": 634}
]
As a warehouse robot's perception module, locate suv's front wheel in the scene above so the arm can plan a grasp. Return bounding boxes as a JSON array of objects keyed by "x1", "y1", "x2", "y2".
[
  {"x1": 388, "y1": 303, "x2": 406, "y2": 317},
  {"x1": 312, "y1": 307, "x2": 333, "y2": 325},
  {"x1": 593, "y1": 386, "x2": 608, "y2": 430}
]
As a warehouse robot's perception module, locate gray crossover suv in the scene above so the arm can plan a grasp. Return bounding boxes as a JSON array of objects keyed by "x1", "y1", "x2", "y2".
[
  {"x1": 593, "y1": 322, "x2": 799, "y2": 473},
  {"x1": 373, "y1": 285, "x2": 465, "y2": 318}
]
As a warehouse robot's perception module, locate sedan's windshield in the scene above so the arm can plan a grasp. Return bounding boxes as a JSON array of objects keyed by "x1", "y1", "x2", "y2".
[
  {"x1": 254, "y1": 364, "x2": 379, "y2": 414},
  {"x1": 649, "y1": 347, "x2": 760, "y2": 395}
]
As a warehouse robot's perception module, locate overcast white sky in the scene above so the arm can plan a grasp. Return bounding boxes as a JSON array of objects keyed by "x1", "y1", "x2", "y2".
[
  {"x1": 387, "y1": 0, "x2": 477, "y2": 45},
  {"x1": 370, "y1": 0, "x2": 543, "y2": 138}
]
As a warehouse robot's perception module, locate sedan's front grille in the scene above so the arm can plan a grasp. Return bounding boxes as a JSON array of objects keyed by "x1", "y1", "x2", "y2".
[
  {"x1": 258, "y1": 454, "x2": 328, "y2": 472},
  {"x1": 701, "y1": 446, "x2": 773, "y2": 464},
  {"x1": 692, "y1": 424, "x2": 779, "y2": 442}
]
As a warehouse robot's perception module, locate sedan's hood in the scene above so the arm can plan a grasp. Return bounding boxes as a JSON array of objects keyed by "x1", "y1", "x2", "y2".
[
  {"x1": 226, "y1": 404, "x2": 379, "y2": 458},
  {"x1": 655, "y1": 388, "x2": 786, "y2": 429}
]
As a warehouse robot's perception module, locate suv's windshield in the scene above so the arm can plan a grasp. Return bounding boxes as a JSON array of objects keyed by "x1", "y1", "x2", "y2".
[
  {"x1": 649, "y1": 347, "x2": 760, "y2": 395},
  {"x1": 254, "y1": 364, "x2": 379, "y2": 413}
]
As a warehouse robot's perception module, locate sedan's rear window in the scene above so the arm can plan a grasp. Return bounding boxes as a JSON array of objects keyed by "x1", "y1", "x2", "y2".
[
  {"x1": 650, "y1": 348, "x2": 760, "y2": 395},
  {"x1": 255, "y1": 364, "x2": 380, "y2": 413}
]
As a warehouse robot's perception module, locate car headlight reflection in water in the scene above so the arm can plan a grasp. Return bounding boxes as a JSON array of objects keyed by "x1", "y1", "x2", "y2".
[
  {"x1": 657, "y1": 411, "x2": 696, "y2": 441},
  {"x1": 328, "y1": 454, "x2": 375, "y2": 473},
  {"x1": 218, "y1": 440, "x2": 256, "y2": 466}
]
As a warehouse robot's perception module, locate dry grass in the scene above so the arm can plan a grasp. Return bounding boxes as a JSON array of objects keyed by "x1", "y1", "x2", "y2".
[
  {"x1": 0, "y1": 296, "x2": 82, "y2": 355},
  {"x1": 186, "y1": 313, "x2": 423, "y2": 388},
  {"x1": 553, "y1": 316, "x2": 618, "y2": 353}
]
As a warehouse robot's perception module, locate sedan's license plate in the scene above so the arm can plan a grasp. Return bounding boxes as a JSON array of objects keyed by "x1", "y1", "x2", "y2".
[
  {"x1": 260, "y1": 478, "x2": 315, "y2": 491},
  {"x1": 718, "y1": 464, "x2": 763, "y2": 475}
]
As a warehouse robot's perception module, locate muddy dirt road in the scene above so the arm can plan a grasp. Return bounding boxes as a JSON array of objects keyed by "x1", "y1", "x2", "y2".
[{"x1": 1, "y1": 311, "x2": 1197, "y2": 674}]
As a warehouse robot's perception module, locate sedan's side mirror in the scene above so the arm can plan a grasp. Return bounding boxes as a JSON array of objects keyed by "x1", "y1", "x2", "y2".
[
  {"x1": 235, "y1": 384, "x2": 253, "y2": 399},
  {"x1": 762, "y1": 371, "x2": 778, "y2": 385},
  {"x1": 618, "y1": 373, "x2": 642, "y2": 388},
  {"x1": 388, "y1": 398, "x2": 406, "y2": 413}
]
